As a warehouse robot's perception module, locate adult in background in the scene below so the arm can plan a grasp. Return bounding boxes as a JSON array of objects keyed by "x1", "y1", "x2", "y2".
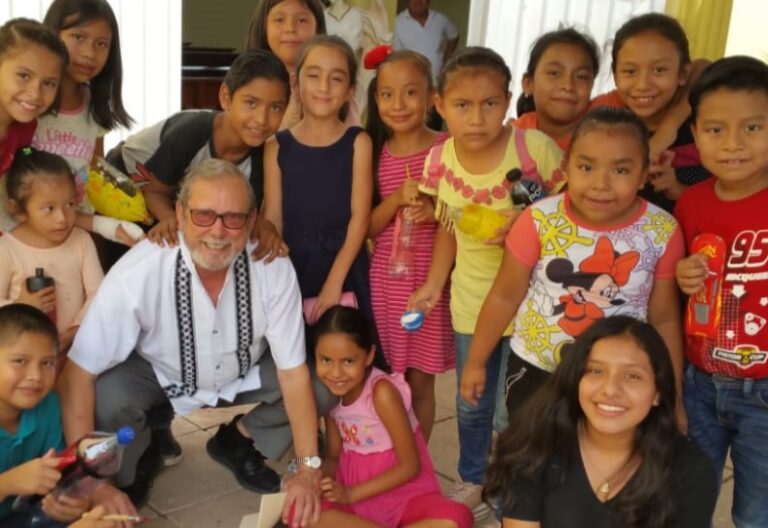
[{"x1": 393, "y1": 0, "x2": 459, "y2": 130}]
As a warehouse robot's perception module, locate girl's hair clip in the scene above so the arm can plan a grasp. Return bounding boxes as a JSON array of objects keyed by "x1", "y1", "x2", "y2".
[
  {"x1": 364, "y1": 45, "x2": 392, "y2": 70},
  {"x1": 21, "y1": 147, "x2": 34, "y2": 156}
]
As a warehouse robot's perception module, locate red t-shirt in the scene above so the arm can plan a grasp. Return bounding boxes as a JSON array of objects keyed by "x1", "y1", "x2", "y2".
[
  {"x1": 0, "y1": 120, "x2": 37, "y2": 174},
  {"x1": 675, "y1": 179, "x2": 768, "y2": 378}
]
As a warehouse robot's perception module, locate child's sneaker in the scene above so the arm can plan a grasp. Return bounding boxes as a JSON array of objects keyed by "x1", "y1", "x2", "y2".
[{"x1": 447, "y1": 480, "x2": 490, "y2": 520}]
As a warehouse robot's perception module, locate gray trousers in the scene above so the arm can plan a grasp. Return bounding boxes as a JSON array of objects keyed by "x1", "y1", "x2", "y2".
[{"x1": 94, "y1": 352, "x2": 336, "y2": 486}]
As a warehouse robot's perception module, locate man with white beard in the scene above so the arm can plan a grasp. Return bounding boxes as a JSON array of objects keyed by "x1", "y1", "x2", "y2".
[{"x1": 58, "y1": 159, "x2": 332, "y2": 524}]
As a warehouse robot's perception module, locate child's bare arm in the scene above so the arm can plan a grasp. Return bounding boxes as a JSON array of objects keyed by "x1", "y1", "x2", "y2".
[
  {"x1": 461, "y1": 250, "x2": 532, "y2": 405},
  {"x1": 262, "y1": 137, "x2": 284, "y2": 234},
  {"x1": 143, "y1": 175, "x2": 178, "y2": 246},
  {"x1": 649, "y1": 58, "x2": 711, "y2": 160},
  {"x1": 648, "y1": 277, "x2": 686, "y2": 432},
  {"x1": 321, "y1": 416, "x2": 342, "y2": 479},
  {"x1": 408, "y1": 224, "x2": 456, "y2": 314}
]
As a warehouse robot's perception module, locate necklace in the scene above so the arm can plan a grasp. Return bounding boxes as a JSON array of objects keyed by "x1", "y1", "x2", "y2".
[{"x1": 578, "y1": 424, "x2": 636, "y2": 501}]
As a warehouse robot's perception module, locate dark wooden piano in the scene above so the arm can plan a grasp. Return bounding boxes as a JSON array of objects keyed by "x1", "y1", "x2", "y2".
[{"x1": 182, "y1": 44, "x2": 239, "y2": 110}]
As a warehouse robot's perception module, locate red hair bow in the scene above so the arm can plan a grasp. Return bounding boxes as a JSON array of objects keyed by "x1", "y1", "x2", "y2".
[
  {"x1": 579, "y1": 236, "x2": 640, "y2": 287},
  {"x1": 364, "y1": 45, "x2": 392, "y2": 70}
]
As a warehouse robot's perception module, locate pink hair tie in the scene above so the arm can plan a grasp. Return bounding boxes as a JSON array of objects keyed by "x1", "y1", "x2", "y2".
[{"x1": 364, "y1": 45, "x2": 392, "y2": 70}]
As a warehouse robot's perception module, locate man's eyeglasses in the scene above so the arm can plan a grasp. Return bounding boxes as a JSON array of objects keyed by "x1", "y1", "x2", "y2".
[{"x1": 188, "y1": 209, "x2": 251, "y2": 230}]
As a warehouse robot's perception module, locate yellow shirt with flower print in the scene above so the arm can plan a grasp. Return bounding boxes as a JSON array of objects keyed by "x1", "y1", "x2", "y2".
[{"x1": 419, "y1": 127, "x2": 565, "y2": 334}]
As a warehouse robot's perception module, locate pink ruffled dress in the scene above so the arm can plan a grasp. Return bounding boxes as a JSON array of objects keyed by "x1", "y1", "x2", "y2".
[{"x1": 328, "y1": 367, "x2": 442, "y2": 527}]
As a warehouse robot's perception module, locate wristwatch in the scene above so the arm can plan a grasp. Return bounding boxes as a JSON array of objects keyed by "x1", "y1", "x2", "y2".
[{"x1": 295, "y1": 455, "x2": 322, "y2": 469}]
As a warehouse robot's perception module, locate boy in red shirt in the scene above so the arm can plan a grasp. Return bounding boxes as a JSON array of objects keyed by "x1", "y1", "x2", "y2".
[{"x1": 675, "y1": 55, "x2": 768, "y2": 528}]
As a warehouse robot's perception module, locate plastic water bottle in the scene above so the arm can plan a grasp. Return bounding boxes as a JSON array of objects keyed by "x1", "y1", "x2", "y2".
[
  {"x1": 388, "y1": 209, "x2": 414, "y2": 278},
  {"x1": 506, "y1": 168, "x2": 545, "y2": 209},
  {"x1": 26, "y1": 268, "x2": 56, "y2": 324},
  {"x1": 14, "y1": 427, "x2": 135, "y2": 522}
]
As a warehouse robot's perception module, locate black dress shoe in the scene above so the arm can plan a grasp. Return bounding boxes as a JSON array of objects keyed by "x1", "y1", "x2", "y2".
[
  {"x1": 152, "y1": 427, "x2": 183, "y2": 466},
  {"x1": 206, "y1": 419, "x2": 281, "y2": 493},
  {"x1": 119, "y1": 441, "x2": 163, "y2": 508}
]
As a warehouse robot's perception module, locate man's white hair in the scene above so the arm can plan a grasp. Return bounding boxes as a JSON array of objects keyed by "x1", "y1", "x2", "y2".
[{"x1": 177, "y1": 159, "x2": 255, "y2": 209}]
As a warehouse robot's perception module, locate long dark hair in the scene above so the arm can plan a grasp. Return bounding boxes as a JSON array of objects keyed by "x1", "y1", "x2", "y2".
[
  {"x1": 295, "y1": 35, "x2": 356, "y2": 122},
  {"x1": 313, "y1": 305, "x2": 389, "y2": 372},
  {"x1": 365, "y1": 50, "x2": 433, "y2": 202},
  {"x1": 314, "y1": 305, "x2": 376, "y2": 352},
  {"x1": 6, "y1": 147, "x2": 74, "y2": 213},
  {"x1": 245, "y1": 0, "x2": 326, "y2": 52},
  {"x1": 223, "y1": 49, "x2": 291, "y2": 99},
  {"x1": 437, "y1": 46, "x2": 511, "y2": 96},
  {"x1": 569, "y1": 106, "x2": 650, "y2": 169},
  {"x1": 611, "y1": 13, "x2": 690, "y2": 74},
  {"x1": 484, "y1": 316, "x2": 679, "y2": 527},
  {"x1": 44, "y1": 0, "x2": 133, "y2": 130},
  {"x1": 516, "y1": 27, "x2": 599, "y2": 116},
  {"x1": 0, "y1": 18, "x2": 68, "y2": 115}
]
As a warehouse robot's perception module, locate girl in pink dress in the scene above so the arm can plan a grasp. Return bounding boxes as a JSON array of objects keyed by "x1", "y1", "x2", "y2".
[
  {"x1": 310, "y1": 306, "x2": 471, "y2": 528},
  {"x1": 365, "y1": 46, "x2": 453, "y2": 442}
]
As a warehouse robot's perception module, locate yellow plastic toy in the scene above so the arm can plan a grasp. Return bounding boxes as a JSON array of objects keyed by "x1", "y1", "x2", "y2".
[{"x1": 86, "y1": 158, "x2": 153, "y2": 225}]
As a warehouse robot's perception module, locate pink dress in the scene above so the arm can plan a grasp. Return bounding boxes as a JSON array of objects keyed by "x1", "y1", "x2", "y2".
[
  {"x1": 369, "y1": 135, "x2": 454, "y2": 374},
  {"x1": 329, "y1": 368, "x2": 442, "y2": 527}
]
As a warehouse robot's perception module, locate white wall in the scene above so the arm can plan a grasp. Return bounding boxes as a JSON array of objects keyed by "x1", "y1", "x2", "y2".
[
  {"x1": 468, "y1": 0, "x2": 667, "y2": 117},
  {"x1": 725, "y1": 0, "x2": 768, "y2": 60},
  {"x1": 0, "y1": 0, "x2": 181, "y2": 149}
]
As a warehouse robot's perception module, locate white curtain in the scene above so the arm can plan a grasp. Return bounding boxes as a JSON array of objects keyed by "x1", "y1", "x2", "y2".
[
  {"x1": 0, "y1": 0, "x2": 181, "y2": 149},
  {"x1": 467, "y1": 0, "x2": 667, "y2": 118}
]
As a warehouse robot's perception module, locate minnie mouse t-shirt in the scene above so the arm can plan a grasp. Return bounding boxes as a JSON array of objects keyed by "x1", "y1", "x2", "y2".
[{"x1": 505, "y1": 193, "x2": 683, "y2": 371}]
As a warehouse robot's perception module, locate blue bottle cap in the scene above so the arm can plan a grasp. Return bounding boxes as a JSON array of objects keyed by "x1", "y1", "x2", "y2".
[
  {"x1": 400, "y1": 311, "x2": 424, "y2": 332},
  {"x1": 116, "y1": 426, "x2": 135, "y2": 445}
]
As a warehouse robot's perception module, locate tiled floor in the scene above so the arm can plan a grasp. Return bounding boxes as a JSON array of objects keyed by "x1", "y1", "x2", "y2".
[{"x1": 137, "y1": 371, "x2": 736, "y2": 527}]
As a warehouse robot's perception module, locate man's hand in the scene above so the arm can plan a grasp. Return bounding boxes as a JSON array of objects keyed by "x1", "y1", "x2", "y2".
[
  {"x1": 319, "y1": 476, "x2": 352, "y2": 504},
  {"x1": 676, "y1": 253, "x2": 709, "y2": 295},
  {"x1": 41, "y1": 493, "x2": 90, "y2": 523},
  {"x1": 88, "y1": 483, "x2": 137, "y2": 528},
  {"x1": 250, "y1": 216, "x2": 288, "y2": 263},
  {"x1": 281, "y1": 469, "x2": 321, "y2": 528},
  {"x1": 147, "y1": 218, "x2": 178, "y2": 247}
]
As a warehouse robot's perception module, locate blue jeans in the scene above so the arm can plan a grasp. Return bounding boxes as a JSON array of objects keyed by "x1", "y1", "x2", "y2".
[
  {"x1": 454, "y1": 333, "x2": 508, "y2": 484},
  {"x1": 684, "y1": 363, "x2": 768, "y2": 528}
]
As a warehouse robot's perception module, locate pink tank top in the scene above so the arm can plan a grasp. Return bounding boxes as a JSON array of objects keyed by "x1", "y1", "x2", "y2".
[{"x1": 329, "y1": 367, "x2": 419, "y2": 454}]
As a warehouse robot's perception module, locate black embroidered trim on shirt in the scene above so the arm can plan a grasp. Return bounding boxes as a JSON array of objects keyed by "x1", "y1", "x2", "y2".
[
  {"x1": 164, "y1": 250, "x2": 254, "y2": 399},
  {"x1": 166, "y1": 251, "x2": 197, "y2": 398},
  {"x1": 233, "y1": 251, "x2": 253, "y2": 377}
]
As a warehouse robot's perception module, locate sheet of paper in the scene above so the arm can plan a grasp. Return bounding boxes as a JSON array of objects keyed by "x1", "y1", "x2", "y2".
[{"x1": 239, "y1": 492, "x2": 286, "y2": 528}]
